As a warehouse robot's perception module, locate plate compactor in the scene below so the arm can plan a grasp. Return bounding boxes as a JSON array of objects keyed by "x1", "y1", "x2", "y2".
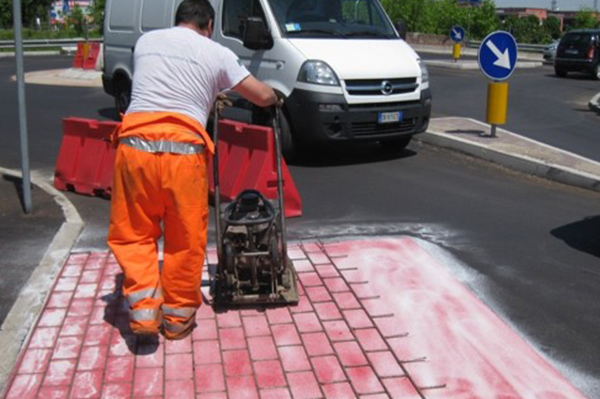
[{"x1": 210, "y1": 106, "x2": 299, "y2": 307}]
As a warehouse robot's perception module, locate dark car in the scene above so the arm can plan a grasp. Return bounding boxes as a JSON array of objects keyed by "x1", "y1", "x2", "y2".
[{"x1": 554, "y1": 29, "x2": 600, "y2": 79}]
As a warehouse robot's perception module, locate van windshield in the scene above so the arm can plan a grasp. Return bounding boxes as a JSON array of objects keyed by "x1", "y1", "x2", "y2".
[{"x1": 267, "y1": 0, "x2": 397, "y2": 39}]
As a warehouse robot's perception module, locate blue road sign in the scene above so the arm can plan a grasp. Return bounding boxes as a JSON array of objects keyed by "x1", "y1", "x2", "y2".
[
  {"x1": 478, "y1": 31, "x2": 518, "y2": 81},
  {"x1": 450, "y1": 26, "x2": 465, "y2": 43}
]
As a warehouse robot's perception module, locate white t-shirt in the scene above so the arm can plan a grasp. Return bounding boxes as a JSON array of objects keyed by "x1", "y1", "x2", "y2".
[{"x1": 127, "y1": 26, "x2": 250, "y2": 127}]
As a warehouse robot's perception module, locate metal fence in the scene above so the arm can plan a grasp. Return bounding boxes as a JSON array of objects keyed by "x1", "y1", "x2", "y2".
[
  {"x1": 0, "y1": 37, "x2": 547, "y2": 53},
  {"x1": 467, "y1": 40, "x2": 546, "y2": 53},
  {"x1": 0, "y1": 38, "x2": 102, "y2": 50}
]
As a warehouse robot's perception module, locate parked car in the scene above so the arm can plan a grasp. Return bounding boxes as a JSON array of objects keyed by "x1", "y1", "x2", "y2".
[
  {"x1": 543, "y1": 40, "x2": 558, "y2": 63},
  {"x1": 102, "y1": 0, "x2": 432, "y2": 159},
  {"x1": 554, "y1": 29, "x2": 600, "y2": 79}
]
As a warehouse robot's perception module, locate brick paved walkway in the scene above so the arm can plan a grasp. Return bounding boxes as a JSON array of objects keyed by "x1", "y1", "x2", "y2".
[
  {"x1": 3, "y1": 241, "x2": 424, "y2": 399},
  {"x1": 2, "y1": 237, "x2": 589, "y2": 399}
]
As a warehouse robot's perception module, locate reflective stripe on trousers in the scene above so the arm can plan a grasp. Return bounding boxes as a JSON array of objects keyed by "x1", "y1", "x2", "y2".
[
  {"x1": 131, "y1": 308, "x2": 159, "y2": 322},
  {"x1": 120, "y1": 137, "x2": 205, "y2": 154},
  {"x1": 127, "y1": 286, "x2": 163, "y2": 307},
  {"x1": 162, "y1": 306, "x2": 197, "y2": 335},
  {"x1": 162, "y1": 306, "x2": 196, "y2": 319}
]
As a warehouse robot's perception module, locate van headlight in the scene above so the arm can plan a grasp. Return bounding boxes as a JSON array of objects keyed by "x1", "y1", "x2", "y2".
[
  {"x1": 298, "y1": 61, "x2": 340, "y2": 86},
  {"x1": 418, "y1": 59, "x2": 429, "y2": 84}
]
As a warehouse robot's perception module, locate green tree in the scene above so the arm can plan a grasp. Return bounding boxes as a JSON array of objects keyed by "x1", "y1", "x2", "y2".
[
  {"x1": 89, "y1": 0, "x2": 105, "y2": 33},
  {"x1": 543, "y1": 15, "x2": 561, "y2": 40},
  {"x1": 66, "y1": 4, "x2": 85, "y2": 36},
  {"x1": 571, "y1": 9, "x2": 599, "y2": 30},
  {"x1": 0, "y1": 0, "x2": 54, "y2": 28},
  {"x1": 381, "y1": 0, "x2": 499, "y2": 40},
  {"x1": 468, "y1": 0, "x2": 500, "y2": 40}
]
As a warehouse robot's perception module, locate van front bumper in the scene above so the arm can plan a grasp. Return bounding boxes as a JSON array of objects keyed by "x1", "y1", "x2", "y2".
[{"x1": 285, "y1": 88, "x2": 432, "y2": 143}]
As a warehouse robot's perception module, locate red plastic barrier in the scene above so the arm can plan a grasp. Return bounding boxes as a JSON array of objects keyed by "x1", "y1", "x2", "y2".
[
  {"x1": 72, "y1": 42, "x2": 84, "y2": 69},
  {"x1": 54, "y1": 118, "x2": 119, "y2": 198},
  {"x1": 83, "y1": 42, "x2": 101, "y2": 70},
  {"x1": 208, "y1": 119, "x2": 303, "y2": 218}
]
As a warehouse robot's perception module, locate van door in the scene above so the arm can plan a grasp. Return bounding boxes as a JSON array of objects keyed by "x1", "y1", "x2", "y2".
[{"x1": 218, "y1": 0, "x2": 274, "y2": 82}]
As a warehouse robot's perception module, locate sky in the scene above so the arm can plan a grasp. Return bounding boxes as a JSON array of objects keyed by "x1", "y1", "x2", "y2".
[{"x1": 493, "y1": 0, "x2": 598, "y2": 11}]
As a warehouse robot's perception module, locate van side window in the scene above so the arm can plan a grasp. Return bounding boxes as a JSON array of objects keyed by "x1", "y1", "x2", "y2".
[
  {"x1": 340, "y1": 0, "x2": 385, "y2": 28},
  {"x1": 223, "y1": 0, "x2": 268, "y2": 39}
]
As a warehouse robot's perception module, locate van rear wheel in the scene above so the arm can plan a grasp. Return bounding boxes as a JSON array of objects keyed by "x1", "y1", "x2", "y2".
[{"x1": 114, "y1": 77, "x2": 131, "y2": 118}]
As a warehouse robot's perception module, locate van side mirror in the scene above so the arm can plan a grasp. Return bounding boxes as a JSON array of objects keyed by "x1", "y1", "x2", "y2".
[
  {"x1": 243, "y1": 17, "x2": 273, "y2": 50},
  {"x1": 394, "y1": 20, "x2": 407, "y2": 40}
]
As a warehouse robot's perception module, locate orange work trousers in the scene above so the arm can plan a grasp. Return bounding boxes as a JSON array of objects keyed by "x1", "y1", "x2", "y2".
[{"x1": 107, "y1": 143, "x2": 208, "y2": 339}]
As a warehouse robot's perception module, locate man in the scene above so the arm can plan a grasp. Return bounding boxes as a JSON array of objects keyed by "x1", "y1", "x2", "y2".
[{"x1": 107, "y1": 0, "x2": 278, "y2": 340}]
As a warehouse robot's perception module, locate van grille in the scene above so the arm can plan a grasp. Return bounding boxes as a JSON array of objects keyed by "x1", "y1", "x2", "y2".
[
  {"x1": 351, "y1": 118, "x2": 417, "y2": 137},
  {"x1": 345, "y1": 78, "x2": 418, "y2": 96}
]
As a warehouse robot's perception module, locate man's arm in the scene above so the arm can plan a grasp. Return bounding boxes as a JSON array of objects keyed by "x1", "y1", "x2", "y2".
[{"x1": 232, "y1": 75, "x2": 277, "y2": 108}]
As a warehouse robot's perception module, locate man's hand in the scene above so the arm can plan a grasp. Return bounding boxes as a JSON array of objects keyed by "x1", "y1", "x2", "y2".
[
  {"x1": 216, "y1": 92, "x2": 233, "y2": 113},
  {"x1": 274, "y1": 91, "x2": 285, "y2": 108}
]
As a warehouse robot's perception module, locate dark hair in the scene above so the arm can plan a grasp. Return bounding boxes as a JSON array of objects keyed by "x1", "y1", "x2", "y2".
[{"x1": 175, "y1": 0, "x2": 215, "y2": 30}]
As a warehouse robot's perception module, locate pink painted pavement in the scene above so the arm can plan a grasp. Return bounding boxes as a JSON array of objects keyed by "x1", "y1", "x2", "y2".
[{"x1": 2, "y1": 237, "x2": 589, "y2": 399}]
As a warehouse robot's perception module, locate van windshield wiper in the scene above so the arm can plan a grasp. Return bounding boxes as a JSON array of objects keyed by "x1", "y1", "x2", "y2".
[
  {"x1": 343, "y1": 31, "x2": 391, "y2": 38},
  {"x1": 286, "y1": 29, "x2": 344, "y2": 38}
]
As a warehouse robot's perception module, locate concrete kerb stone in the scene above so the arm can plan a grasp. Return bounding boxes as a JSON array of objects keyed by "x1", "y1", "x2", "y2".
[
  {"x1": 0, "y1": 51, "x2": 61, "y2": 58},
  {"x1": 0, "y1": 167, "x2": 84, "y2": 395},
  {"x1": 589, "y1": 92, "x2": 600, "y2": 115},
  {"x1": 424, "y1": 59, "x2": 543, "y2": 70},
  {"x1": 419, "y1": 118, "x2": 600, "y2": 193}
]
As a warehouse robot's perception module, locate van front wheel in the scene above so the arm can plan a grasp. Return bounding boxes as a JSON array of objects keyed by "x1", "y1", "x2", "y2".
[{"x1": 278, "y1": 112, "x2": 296, "y2": 163}]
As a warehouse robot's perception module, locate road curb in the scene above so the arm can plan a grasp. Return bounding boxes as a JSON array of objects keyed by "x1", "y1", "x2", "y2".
[
  {"x1": 0, "y1": 168, "x2": 84, "y2": 395},
  {"x1": 589, "y1": 92, "x2": 600, "y2": 115},
  {"x1": 424, "y1": 60, "x2": 543, "y2": 70},
  {"x1": 419, "y1": 123, "x2": 600, "y2": 193},
  {"x1": 0, "y1": 51, "x2": 61, "y2": 58}
]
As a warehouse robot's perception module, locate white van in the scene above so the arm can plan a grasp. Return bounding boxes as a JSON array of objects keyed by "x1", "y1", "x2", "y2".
[{"x1": 102, "y1": 0, "x2": 431, "y2": 158}]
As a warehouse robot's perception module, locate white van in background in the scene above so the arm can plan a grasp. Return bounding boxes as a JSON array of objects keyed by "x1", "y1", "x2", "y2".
[{"x1": 102, "y1": 0, "x2": 431, "y2": 159}]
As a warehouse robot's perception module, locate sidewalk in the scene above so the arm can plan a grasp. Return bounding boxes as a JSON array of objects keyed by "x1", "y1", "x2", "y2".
[
  {"x1": 420, "y1": 118, "x2": 600, "y2": 193},
  {"x1": 1, "y1": 238, "x2": 589, "y2": 399}
]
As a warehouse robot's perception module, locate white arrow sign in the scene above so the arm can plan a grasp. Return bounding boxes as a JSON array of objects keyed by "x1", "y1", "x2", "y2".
[
  {"x1": 486, "y1": 40, "x2": 511, "y2": 70},
  {"x1": 452, "y1": 28, "x2": 462, "y2": 40}
]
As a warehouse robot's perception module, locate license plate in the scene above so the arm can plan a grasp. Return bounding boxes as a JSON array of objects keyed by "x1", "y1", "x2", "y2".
[
  {"x1": 565, "y1": 49, "x2": 578, "y2": 55},
  {"x1": 378, "y1": 111, "x2": 402, "y2": 124}
]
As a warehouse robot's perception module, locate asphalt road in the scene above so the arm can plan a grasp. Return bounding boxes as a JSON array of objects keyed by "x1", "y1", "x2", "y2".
[{"x1": 1, "y1": 55, "x2": 599, "y2": 397}]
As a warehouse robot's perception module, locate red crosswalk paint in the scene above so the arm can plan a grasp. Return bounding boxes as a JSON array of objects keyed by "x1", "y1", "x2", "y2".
[
  {"x1": 2, "y1": 236, "x2": 590, "y2": 399},
  {"x1": 328, "y1": 237, "x2": 589, "y2": 399}
]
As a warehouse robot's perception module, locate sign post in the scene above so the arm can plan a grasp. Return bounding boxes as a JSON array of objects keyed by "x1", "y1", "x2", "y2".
[
  {"x1": 450, "y1": 26, "x2": 465, "y2": 62},
  {"x1": 12, "y1": 0, "x2": 32, "y2": 213},
  {"x1": 477, "y1": 31, "x2": 517, "y2": 138}
]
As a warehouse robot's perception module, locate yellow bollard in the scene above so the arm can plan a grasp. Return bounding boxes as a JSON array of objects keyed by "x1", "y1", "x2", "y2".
[
  {"x1": 453, "y1": 43, "x2": 461, "y2": 61},
  {"x1": 82, "y1": 43, "x2": 90, "y2": 61},
  {"x1": 486, "y1": 82, "x2": 509, "y2": 125}
]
